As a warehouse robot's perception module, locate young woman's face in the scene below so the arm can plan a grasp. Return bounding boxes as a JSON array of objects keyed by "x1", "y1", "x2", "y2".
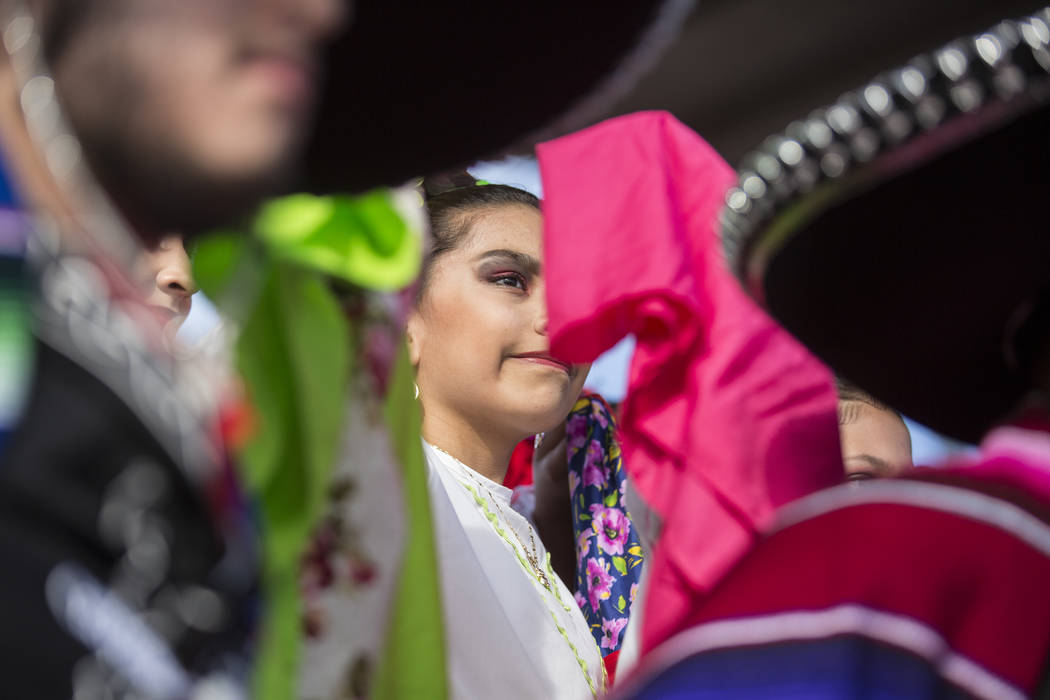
[{"x1": 409, "y1": 204, "x2": 589, "y2": 439}]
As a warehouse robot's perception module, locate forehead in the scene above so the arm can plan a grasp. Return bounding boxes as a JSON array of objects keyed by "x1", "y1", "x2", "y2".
[
  {"x1": 839, "y1": 401, "x2": 908, "y2": 438},
  {"x1": 453, "y1": 204, "x2": 543, "y2": 259}
]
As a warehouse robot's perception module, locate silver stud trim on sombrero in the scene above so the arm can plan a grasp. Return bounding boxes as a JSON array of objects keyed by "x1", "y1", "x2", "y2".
[{"x1": 721, "y1": 7, "x2": 1050, "y2": 286}]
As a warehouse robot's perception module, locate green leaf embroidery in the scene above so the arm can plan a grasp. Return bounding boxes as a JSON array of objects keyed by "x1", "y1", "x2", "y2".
[
  {"x1": 617, "y1": 595, "x2": 627, "y2": 612},
  {"x1": 603, "y1": 492, "x2": 618, "y2": 507},
  {"x1": 612, "y1": 556, "x2": 628, "y2": 576}
]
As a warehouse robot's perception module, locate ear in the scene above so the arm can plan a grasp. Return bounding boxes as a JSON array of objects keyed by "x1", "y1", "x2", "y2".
[{"x1": 405, "y1": 310, "x2": 424, "y2": 367}]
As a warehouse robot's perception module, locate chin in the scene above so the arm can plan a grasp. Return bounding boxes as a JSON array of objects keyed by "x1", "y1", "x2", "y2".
[
  {"x1": 199, "y1": 135, "x2": 300, "y2": 183},
  {"x1": 121, "y1": 156, "x2": 291, "y2": 238},
  {"x1": 506, "y1": 394, "x2": 580, "y2": 435},
  {"x1": 202, "y1": 111, "x2": 307, "y2": 174},
  {"x1": 79, "y1": 118, "x2": 300, "y2": 239}
]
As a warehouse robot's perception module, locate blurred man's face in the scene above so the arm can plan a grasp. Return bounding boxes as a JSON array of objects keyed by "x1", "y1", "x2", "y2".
[{"x1": 43, "y1": 0, "x2": 346, "y2": 236}]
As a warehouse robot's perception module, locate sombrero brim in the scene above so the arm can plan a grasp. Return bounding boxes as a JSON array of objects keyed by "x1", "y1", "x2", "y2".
[
  {"x1": 722, "y1": 6, "x2": 1050, "y2": 443},
  {"x1": 300, "y1": 1, "x2": 691, "y2": 194},
  {"x1": 612, "y1": 0, "x2": 1046, "y2": 165}
]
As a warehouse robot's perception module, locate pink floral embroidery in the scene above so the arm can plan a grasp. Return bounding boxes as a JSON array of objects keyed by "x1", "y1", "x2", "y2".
[
  {"x1": 600, "y1": 617, "x2": 629, "y2": 649},
  {"x1": 630, "y1": 582, "x2": 639, "y2": 603},
  {"x1": 590, "y1": 503, "x2": 630, "y2": 555},
  {"x1": 586, "y1": 558, "x2": 614, "y2": 611}
]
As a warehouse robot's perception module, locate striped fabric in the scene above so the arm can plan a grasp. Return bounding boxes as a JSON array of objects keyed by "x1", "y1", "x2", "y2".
[{"x1": 616, "y1": 449, "x2": 1050, "y2": 699}]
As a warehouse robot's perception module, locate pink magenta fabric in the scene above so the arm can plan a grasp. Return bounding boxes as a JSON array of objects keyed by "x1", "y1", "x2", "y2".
[{"x1": 536, "y1": 111, "x2": 844, "y2": 654}]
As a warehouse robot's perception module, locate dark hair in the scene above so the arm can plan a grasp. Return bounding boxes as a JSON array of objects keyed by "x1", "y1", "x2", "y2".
[
  {"x1": 835, "y1": 376, "x2": 904, "y2": 426},
  {"x1": 835, "y1": 377, "x2": 886, "y2": 407},
  {"x1": 416, "y1": 180, "x2": 540, "y2": 303},
  {"x1": 1008, "y1": 283, "x2": 1050, "y2": 383}
]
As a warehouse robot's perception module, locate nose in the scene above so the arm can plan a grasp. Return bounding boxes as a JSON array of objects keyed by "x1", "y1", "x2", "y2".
[
  {"x1": 154, "y1": 236, "x2": 198, "y2": 300},
  {"x1": 533, "y1": 303, "x2": 549, "y2": 337}
]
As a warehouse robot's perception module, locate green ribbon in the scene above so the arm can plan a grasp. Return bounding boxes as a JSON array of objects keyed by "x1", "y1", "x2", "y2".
[
  {"x1": 194, "y1": 188, "x2": 445, "y2": 700},
  {"x1": 254, "y1": 190, "x2": 421, "y2": 290}
]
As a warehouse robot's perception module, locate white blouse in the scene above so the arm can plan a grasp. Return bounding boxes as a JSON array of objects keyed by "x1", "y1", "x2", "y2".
[{"x1": 422, "y1": 440, "x2": 605, "y2": 699}]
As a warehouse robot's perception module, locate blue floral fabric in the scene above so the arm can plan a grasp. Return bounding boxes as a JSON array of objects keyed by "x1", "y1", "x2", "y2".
[{"x1": 568, "y1": 393, "x2": 644, "y2": 655}]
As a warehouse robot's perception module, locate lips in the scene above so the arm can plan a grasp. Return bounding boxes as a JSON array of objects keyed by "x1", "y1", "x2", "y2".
[
  {"x1": 509, "y1": 351, "x2": 574, "y2": 375},
  {"x1": 146, "y1": 301, "x2": 191, "y2": 330},
  {"x1": 240, "y1": 47, "x2": 319, "y2": 104}
]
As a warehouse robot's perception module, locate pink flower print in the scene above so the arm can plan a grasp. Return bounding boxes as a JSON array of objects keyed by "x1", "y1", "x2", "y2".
[
  {"x1": 568, "y1": 469, "x2": 580, "y2": 498},
  {"x1": 574, "y1": 590, "x2": 588, "y2": 611},
  {"x1": 590, "y1": 504, "x2": 630, "y2": 555},
  {"x1": 567, "y1": 414, "x2": 589, "y2": 452},
  {"x1": 585, "y1": 558, "x2": 614, "y2": 611},
  {"x1": 600, "y1": 616, "x2": 629, "y2": 650},
  {"x1": 630, "y1": 582, "x2": 639, "y2": 603},
  {"x1": 576, "y1": 530, "x2": 593, "y2": 569},
  {"x1": 582, "y1": 439, "x2": 607, "y2": 487}
]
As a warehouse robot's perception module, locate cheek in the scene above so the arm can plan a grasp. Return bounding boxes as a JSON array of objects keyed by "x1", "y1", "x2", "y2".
[
  {"x1": 133, "y1": 27, "x2": 303, "y2": 174},
  {"x1": 421, "y1": 291, "x2": 511, "y2": 375},
  {"x1": 112, "y1": 27, "x2": 228, "y2": 139},
  {"x1": 159, "y1": 41, "x2": 273, "y2": 160}
]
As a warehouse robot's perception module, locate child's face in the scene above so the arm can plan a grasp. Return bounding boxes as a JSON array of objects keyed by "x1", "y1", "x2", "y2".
[
  {"x1": 839, "y1": 400, "x2": 913, "y2": 481},
  {"x1": 138, "y1": 234, "x2": 196, "y2": 341}
]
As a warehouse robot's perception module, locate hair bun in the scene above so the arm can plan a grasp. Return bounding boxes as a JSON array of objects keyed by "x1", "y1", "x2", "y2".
[{"x1": 422, "y1": 169, "x2": 479, "y2": 199}]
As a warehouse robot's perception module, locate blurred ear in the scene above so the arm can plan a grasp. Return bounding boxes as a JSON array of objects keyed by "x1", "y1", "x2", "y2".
[{"x1": 405, "y1": 310, "x2": 424, "y2": 367}]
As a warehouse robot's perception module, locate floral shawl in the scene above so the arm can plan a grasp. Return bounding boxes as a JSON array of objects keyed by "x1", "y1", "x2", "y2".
[{"x1": 568, "y1": 393, "x2": 644, "y2": 655}]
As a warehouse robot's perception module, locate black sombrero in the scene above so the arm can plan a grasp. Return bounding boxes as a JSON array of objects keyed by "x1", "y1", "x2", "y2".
[
  {"x1": 301, "y1": 1, "x2": 692, "y2": 193},
  {"x1": 721, "y1": 5, "x2": 1050, "y2": 443}
]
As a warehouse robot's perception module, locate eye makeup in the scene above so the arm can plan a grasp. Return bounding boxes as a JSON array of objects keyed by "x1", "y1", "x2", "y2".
[
  {"x1": 488, "y1": 270, "x2": 529, "y2": 291},
  {"x1": 474, "y1": 248, "x2": 540, "y2": 294}
]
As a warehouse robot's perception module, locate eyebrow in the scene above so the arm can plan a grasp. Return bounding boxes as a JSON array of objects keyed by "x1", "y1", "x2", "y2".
[
  {"x1": 845, "y1": 454, "x2": 893, "y2": 475},
  {"x1": 474, "y1": 248, "x2": 541, "y2": 275}
]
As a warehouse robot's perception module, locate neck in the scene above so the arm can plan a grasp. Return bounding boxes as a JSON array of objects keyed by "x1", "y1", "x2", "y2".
[{"x1": 421, "y1": 405, "x2": 520, "y2": 484}]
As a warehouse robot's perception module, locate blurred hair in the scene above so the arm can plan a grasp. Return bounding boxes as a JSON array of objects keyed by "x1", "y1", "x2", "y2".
[{"x1": 417, "y1": 175, "x2": 540, "y2": 304}]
